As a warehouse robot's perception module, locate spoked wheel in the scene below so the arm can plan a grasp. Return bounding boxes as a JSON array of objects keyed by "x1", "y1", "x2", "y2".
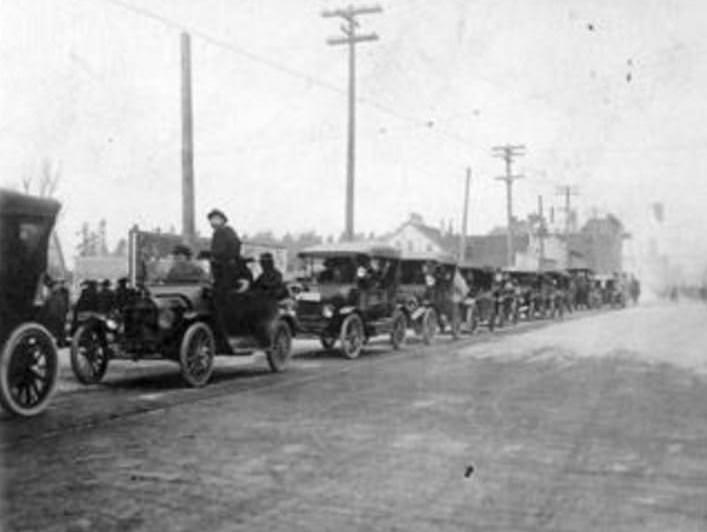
[
  {"x1": 339, "y1": 314, "x2": 364, "y2": 360},
  {"x1": 421, "y1": 308, "x2": 438, "y2": 345},
  {"x1": 390, "y1": 309, "x2": 407, "y2": 350},
  {"x1": 70, "y1": 324, "x2": 110, "y2": 385},
  {"x1": 267, "y1": 320, "x2": 292, "y2": 372},
  {"x1": 0, "y1": 323, "x2": 58, "y2": 417},
  {"x1": 450, "y1": 305, "x2": 462, "y2": 340},
  {"x1": 179, "y1": 322, "x2": 215, "y2": 388},
  {"x1": 320, "y1": 335, "x2": 336, "y2": 350},
  {"x1": 466, "y1": 306, "x2": 479, "y2": 334}
]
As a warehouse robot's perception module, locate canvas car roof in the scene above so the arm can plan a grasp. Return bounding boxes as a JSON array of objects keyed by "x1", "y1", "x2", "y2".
[
  {"x1": 0, "y1": 188, "x2": 61, "y2": 218},
  {"x1": 458, "y1": 260, "x2": 495, "y2": 272},
  {"x1": 400, "y1": 250, "x2": 457, "y2": 264},
  {"x1": 299, "y1": 241, "x2": 401, "y2": 259}
]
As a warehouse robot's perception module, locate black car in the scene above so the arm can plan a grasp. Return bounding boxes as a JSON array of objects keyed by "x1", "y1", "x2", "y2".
[
  {"x1": 0, "y1": 189, "x2": 61, "y2": 416},
  {"x1": 70, "y1": 253, "x2": 296, "y2": 388}
]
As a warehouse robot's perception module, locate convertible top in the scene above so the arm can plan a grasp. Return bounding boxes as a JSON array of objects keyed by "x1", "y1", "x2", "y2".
[
  {"x1": 299, "y1": 241, "x2": 401, "y2": 260},
  {"x1": 400, "y1": 250, "x2": 457, "y2": 265},
  {"x1": 0, "y1": 188, "x2": 61, "y2": 218}
]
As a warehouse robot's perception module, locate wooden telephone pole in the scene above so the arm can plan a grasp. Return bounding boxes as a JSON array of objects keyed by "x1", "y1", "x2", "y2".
[
  {"x1": 492, "y1": 144, "x2": 525, "y2": 267},
  {"x1": 323, "y1": 4, "x2": 382, "y2": 241},
  {"x1": 458, "y1": 167, "x2": 471, "y2": 262},
  {"x1": 181, "y1": 32, "x2": 196, "y2": 245},
  {"x1": 557, "y1": 184, "x2": 579, "y2": 268}
]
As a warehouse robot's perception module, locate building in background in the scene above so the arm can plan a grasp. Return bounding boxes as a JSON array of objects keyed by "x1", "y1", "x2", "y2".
[
  {"x1": 568, "y1": 214, "x2": 626, "y2": 275},
  {"x1": 384, "y1": 213, "x2": 457, "y2": 255}
]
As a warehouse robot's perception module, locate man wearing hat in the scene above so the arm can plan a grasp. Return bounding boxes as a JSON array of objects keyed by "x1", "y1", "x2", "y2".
[
  {"x1": 207, "y1": 209, "x2": 242, "y2": 292},
  {"x1": 253, "y1": 252, "x2": 287, "y2": 299},
  {"x1": 166, "y1": 244, "x2": 206, "y2": 283},
  {"x1": 97, "y1": 279, "x2": 116, "y2": 314}
]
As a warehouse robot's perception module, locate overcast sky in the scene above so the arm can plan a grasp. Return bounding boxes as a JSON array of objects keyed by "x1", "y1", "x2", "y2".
[{"x1": 1, "y1": 0, "x2": 706, "y2": 276}]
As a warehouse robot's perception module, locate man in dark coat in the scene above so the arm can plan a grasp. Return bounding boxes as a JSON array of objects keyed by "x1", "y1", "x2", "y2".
[
  {"x1": 208, "y1": 209, "x2": 242, "y2": 292},
  {"x1": 97, "y1": 279, "x2": 116, "y2": 314},
  {"x1": 253, "y1": 252, "x2": 287, "y2": 300}
]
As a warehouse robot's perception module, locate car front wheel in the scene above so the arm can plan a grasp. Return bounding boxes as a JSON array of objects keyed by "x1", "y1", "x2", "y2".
[
  {"x1": 267, "y1": 320, "x2": 292, "y2": 372},
  {"x1": 70, "y1": 324, "x2": 110, "y2": 385},
  {"x1": 339, "y1": 314, "x2": 364, "y2": 360},
  {"x1": 0, "y1": 323, "x2": 58, "y2": 417},
  {"x1": 390, "y1": 309, "x2": 407, "y2": 350},
  {"x1": 179, "y1": 322, "x2": 215, "y2": 388}
]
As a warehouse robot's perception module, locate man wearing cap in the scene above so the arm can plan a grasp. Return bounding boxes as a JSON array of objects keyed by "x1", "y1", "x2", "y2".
[
  {"x1": 253, "y1": 252, "x2": 287, "y2": 299},
  {"x1": 166, "y1": 245, "x2": 206, "y2": 283},
  {"x1": 207, "y1": 209, "x2": 242, "y2": 292}
]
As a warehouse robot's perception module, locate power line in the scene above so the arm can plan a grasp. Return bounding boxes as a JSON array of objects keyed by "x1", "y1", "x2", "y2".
[{"x1": 94, "y1": 0, "x2": 474, "y2": 150}]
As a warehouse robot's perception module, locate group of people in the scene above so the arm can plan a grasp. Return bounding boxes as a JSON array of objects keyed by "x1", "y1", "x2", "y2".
[{"x1": 164, "y1": 208, "x2": 287, "y2": 300}]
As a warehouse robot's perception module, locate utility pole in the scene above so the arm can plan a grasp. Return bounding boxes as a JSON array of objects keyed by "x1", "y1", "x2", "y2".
[
  {"x1": 181, "y1": 31, "x2": 196, "y2": 245},
  {"x1": 557, "y1": 185, "x2": 580, "y2": 268},
  {"x1": 323, "y1": 4, "x2": 382, "y2": 241},
  {"x1": 458, "y1": 167, "x2": 472, "y2": 262},
  {"x1": 537, "y1": 194, "x2": 546, "y2": 271},
  {"x1": 492, "y1": 144, "x2": 525, "y2": 267}
]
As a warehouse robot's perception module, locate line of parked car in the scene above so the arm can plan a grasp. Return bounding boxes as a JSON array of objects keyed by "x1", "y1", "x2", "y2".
[{"x1": 0, "y1": 189, "x2": 633, "y2": 417}]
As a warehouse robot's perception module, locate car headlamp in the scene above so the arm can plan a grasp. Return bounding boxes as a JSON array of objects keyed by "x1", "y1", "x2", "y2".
[
  {"x1": 322, "y1": 305, "x2": 334, "y2": 319},
  {"x1": 105, "y1": 318, "x2": 119, "y2": 331},
  {"x1": 158, "y1": 308, "x2": 176, "y2": 329}
]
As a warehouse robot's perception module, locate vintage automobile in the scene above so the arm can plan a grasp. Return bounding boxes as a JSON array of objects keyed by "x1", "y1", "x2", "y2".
[
  {"x1": 537, "y1": 271, "x2": 567, "y2": 319},
  {"x1": 70, "y1": 253, "x2": 296, "y2": 388},
  {"x1": 458, "y1": 263, "x2": 497, "y2": 333},
  {"x1": 568, "y1": 267, "x2": 595, "y2": 310},
  {"x1": 295, "y1": 242, "x2": 407, "y2": 359},
  {"x1": 398, "y1": 252, "x2": 463, "y2": 343},
  {"x1": 0, "y1": 189, "x2": 61, "y2": 416},
  {"x1": 506, "y1": 269, "x2": 540, "y2": 321},
  {"x1": 494, "y1": 271, "x2": 520, "y2": 327}
]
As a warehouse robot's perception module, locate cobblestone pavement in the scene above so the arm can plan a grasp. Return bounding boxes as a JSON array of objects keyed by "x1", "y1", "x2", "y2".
[{"x1": 2, "y1": 303, "x2": 707, "y2": 531}]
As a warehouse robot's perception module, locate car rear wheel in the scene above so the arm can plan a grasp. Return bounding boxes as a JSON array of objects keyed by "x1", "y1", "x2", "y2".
[
  {"x1": 267, "y1": 320, "x2": 292, "y2": 372},
  {"x1": 450, "y1": 305, "x2": 461, "y2": 340},
  {"x1": 390, "y1": 309, "x2": 407, "y2": 350},
  {"x1": 70, "y1": 324, "x2": 110, "y2": 385},
  {"x1": 0, "y1": 323, "x2": 58, "y2": 417},
  {"x1": 421, "y1": 308, "x2": 438, "y2": 345},
  {"x1": 339, "y1": 314, "x2": 364, "y2": 360},
  {"x1": 179, "y1": 322, "x2": 215, "y2": 388}
]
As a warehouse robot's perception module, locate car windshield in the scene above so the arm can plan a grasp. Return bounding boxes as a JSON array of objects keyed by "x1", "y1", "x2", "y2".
[
  {"x1": 401, "y1": 261, "x2": 427, "y2": 284},
  {"x1": 300, "y1": 256, "x2": 356, "y2": 284},
  {"x1": 142, "y1": 257, "x2": 212, "y2": 285}
]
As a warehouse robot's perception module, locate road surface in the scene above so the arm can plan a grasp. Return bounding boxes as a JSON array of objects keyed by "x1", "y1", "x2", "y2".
[{"x1": 2, "y1": 302, "x2": 707, "y2": 531}]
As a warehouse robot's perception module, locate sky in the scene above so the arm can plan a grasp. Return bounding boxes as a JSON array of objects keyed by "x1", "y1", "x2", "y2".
[{"x1": 1, "y1": 0, "x2": 706, "y2": 279}]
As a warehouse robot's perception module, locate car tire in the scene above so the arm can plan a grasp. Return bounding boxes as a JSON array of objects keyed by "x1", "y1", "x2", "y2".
[
  {"x1": 421, "y1": 308, "x2": 437, "y2": 345},
  {"x1": 0, "y1": 323, "x2": 58, "y2": 417},
  {"x1": 179, "y1": 322, "x2": 215, "y2": 388},
  {"x1": 339, "y1": 314, "x2": 364, "y2": 360},
  {"x1": 390, "y1": 309, "x2": 407, "y2": 350},
  {"x1": 450, "y1": 305, "x2": 461, "y2": 340},
  {"x1": 70, "y1": 324, "x2": 110, "y2": 385},
  {"x1": 267, "y1": 320, "x2": 292, "y2": 373}
]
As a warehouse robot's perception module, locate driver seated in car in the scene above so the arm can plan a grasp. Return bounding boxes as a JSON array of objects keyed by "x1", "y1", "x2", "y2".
[
  {"x1": 253, "y1": 252, "x2": 287, "y2": 299},
  {"x1": 166, "y1": 245, "x2": 206, "y2": 283}
]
